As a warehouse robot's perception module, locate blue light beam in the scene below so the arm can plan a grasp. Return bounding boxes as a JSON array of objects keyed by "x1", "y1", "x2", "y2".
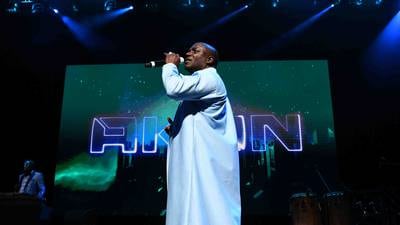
[
  {"x1": 363, "y1": 11, "x2": 400, "y2": 87},
  {"x1": 255, "y1": 4, "x2": 334, "y2": 56},
  {"x1": 60, "y1": 16, "x2": 113, "y2": 50},
  {"x1": 82, "y1": 6, "x2": 134, "y2": 29},
  {"x1": 180, "y1": 4, "x2": 250, "y2": 42},
  {"x1": 198, "y1": 4, "x2": 249, "y2": 34}
]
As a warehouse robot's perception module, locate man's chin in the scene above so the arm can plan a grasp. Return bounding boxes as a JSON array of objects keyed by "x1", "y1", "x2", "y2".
[{"x1": 184, "y1": 66, "x2": 194, "y2": 74}]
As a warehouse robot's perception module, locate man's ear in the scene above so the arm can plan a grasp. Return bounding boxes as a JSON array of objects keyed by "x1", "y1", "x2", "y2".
[{"x1": 207, "y1": 56, "x2": 214, "y2": 65}]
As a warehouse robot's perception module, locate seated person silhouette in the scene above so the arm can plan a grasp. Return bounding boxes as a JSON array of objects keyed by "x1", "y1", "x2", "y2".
[{"x1": 16, "y1": 160, "x2": 46, "y2": 201}]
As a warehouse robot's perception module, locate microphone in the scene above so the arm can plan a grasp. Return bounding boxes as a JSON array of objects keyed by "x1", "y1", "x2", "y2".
[{"x1": 144, "y1": 57, "x2": 184, "y2": 68}]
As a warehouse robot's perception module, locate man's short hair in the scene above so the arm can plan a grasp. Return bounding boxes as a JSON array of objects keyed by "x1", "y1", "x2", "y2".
[
  {"x1": 200, "y1": 42, "x2": 219, "y2": 67},
  {"x1": 24, "y1": 160, "x2": 35, "y2": 168}
]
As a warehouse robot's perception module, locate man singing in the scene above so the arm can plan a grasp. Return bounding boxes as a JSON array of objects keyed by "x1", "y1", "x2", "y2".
[{"x1": 162, "y1": 42, "x2": 241, "y2": 225}]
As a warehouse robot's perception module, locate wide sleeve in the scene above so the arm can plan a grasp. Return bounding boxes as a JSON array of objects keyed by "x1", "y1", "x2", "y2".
[{"x1": 162, "y1": 63, "x2": 218, "y2": 101}]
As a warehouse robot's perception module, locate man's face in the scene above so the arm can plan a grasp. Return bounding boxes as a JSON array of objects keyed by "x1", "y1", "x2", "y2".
[
  {"x1": 24, "y1": 161, "x2": 33, "y2": 172},
  {"x1": 184, "y1": 43, "x2": 210, "y2": 73}
]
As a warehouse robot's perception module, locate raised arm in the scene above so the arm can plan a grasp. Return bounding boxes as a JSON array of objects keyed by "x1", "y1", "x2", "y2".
[{"x1": 162, "y1": 63, "x2": 219, "y2": 101}]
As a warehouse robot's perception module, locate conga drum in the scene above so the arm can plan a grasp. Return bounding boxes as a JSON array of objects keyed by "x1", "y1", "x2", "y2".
[
  {"x1": 289, "y1": 192, "x2": 322, "y2": 225},
  {"x1": 322, "y1": 191, "x2": 351, "y2": 225}
]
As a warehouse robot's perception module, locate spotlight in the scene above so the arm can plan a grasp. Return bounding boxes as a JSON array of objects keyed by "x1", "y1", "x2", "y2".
[
  {"x1": 72, "y1": 4, "x2": 79, "y2": 13},
  {"x1": 332, "y1": 0, "x2": 341, "y2": 6},
  {"x1": 7, "y1": 0, "x2": 42, "y2": 14},
  {"x1": 272, "y1": 0, "x2": 280, "y2": 8},
  {"x1": 31, "y1": 2, "x2": 44, "y2": 14},
  {"x1": 52, "y1": 8, "x2": 58, "y2": 14},
  {"x1": 7, "y1": 2, "x2": 19, "y2": 13},
  {"x1": 104, "y1": 0, "x2": 116, "y2": 12}
]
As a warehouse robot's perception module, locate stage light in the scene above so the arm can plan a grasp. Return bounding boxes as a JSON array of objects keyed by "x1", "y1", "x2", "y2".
[
  {"x1": 272, "y1": 0, "x2": 280, "y2": 8},
  {"x1": 129, "y1": 5, "x2": 134, "y2": 10},
  {"x1": 104, "y1": 0, "x2": 116, "y2": 12},
  {"x1": 31, "y1": 2, "x2": 44, "y2": 14},
  {"x1": 333, "y1": 0, "x2": 341, "y2": 6},
  {"x1": 6, "y1": 0, "x2": 52, "y2": 14},
  {"x1": 7, "y1": 2, "x2": 19, "y2": 13},
  {"x1": 347, "y1": 0, "x2": 387, "y2": 7},
  {"x1": 72, "y1": 4, "x2": 79, "y2": 13}
]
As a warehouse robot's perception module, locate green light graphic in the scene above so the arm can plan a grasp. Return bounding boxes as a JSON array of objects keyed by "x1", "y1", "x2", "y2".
[{"x1": 55, "y1": 151, "x2": 118, "y2": 191}]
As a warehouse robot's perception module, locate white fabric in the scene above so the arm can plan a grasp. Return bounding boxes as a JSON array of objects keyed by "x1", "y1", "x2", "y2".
[
  {"x1": 19, "y1": 175, "x2": 29, "y2": 193},
  {"x1": 162, "y1": 63, "x2": 241, "y2": 225}
]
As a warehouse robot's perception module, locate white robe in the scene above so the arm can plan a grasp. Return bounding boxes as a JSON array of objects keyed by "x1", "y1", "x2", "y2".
[{"x1": 162, "y1": 63, "x2": 241, "y2": 225}]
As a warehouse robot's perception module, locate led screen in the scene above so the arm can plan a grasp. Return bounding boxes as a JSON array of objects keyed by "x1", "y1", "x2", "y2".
[{"x1": 54, "y1": 60, "x2": 337, "y2": 218}]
